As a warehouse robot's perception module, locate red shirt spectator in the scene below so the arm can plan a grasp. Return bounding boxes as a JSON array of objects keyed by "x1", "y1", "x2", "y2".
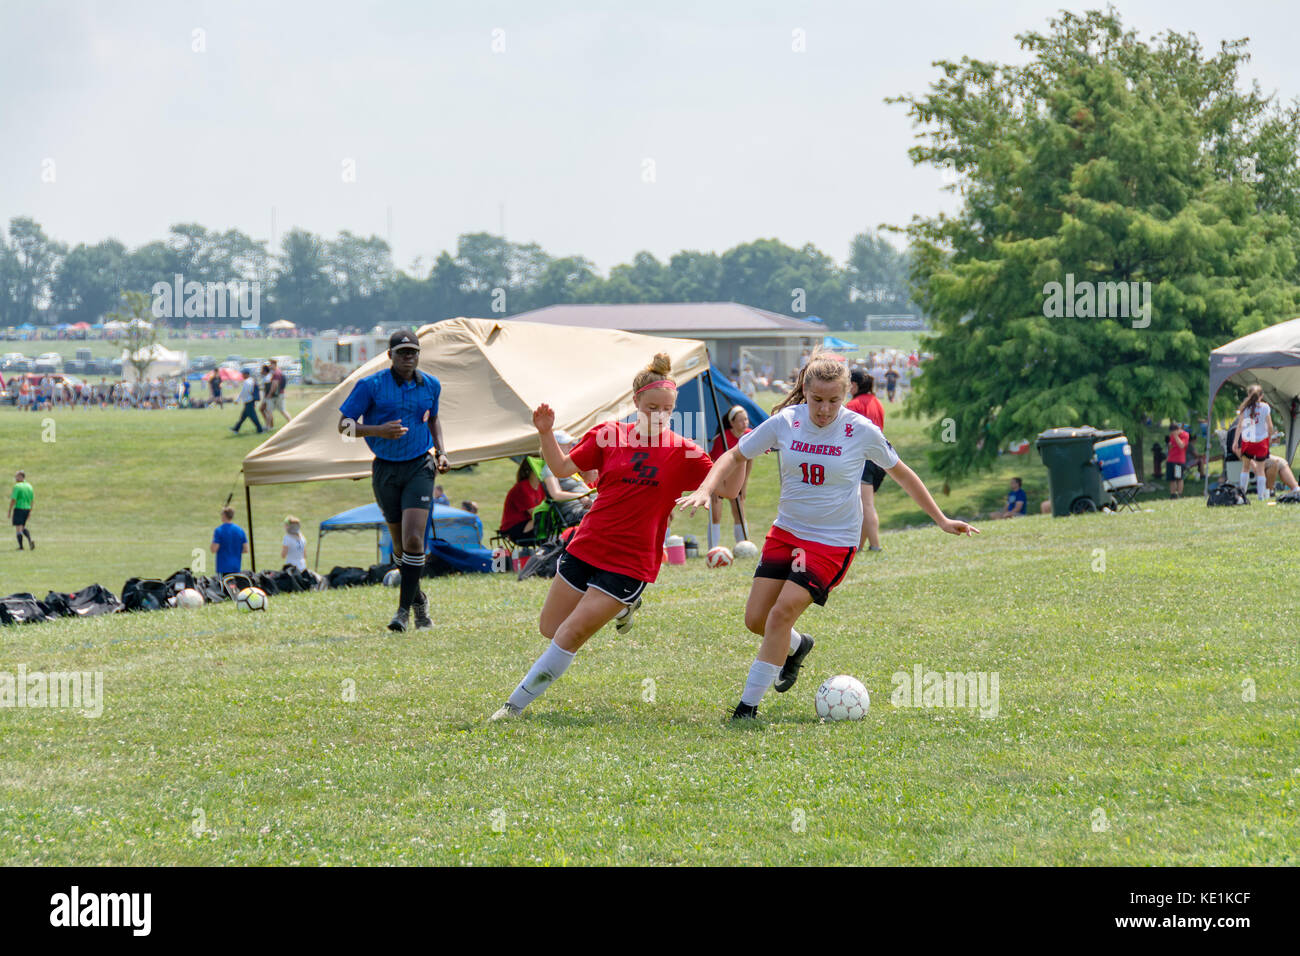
[
  {"x1": 1167, "y1": 428, "x2": 1189, "y2": 464},
  {"x1": 846, "y1": 391, "x2": 885, "y2": 430},
  {"x1": 710, "y1": 426, "x2": 752, "y2": 461},
  {"x1": 500, "y1": 473, "x2": 545, "y2": 532}
]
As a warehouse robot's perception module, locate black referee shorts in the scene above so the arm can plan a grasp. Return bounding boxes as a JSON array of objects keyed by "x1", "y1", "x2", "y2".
[
  {"x1": 860, "y1": 459, "x2": 887, "y2": 492},
  {"x1": 371, "y1": 453, "x2": 436, "y2": 524}
]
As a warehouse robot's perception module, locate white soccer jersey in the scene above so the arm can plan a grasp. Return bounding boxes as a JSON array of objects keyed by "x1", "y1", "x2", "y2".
[
  {"x1": 738, "y1": 404, "x2": 900, "y2": 547},
  {"x1": 1240, "y1": 402, "x2": 1271, "y2": 442}
]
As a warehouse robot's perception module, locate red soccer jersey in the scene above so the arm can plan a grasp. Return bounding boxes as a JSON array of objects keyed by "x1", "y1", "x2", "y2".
[
  {"x1": 710, "y1": 427, "x2": 752, "y2": 461},
  {"x1": 846, "y1": 392, "x2": 885, "y2": 430},
  {"x1": 567, "y1": 421, "x2": 713, "y2": 582}
]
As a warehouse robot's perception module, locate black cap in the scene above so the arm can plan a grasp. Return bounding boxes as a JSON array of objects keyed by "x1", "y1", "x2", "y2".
[{"x1": 388, "y1": 330, "x2": 420, "y2": 352}]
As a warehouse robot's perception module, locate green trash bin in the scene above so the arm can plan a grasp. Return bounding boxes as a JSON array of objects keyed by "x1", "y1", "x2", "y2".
[{"x1": 1035, "y1": 427, "x2": 1123, "y2": 516}]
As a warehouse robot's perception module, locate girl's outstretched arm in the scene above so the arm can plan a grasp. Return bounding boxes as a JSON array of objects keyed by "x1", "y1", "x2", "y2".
[{"x1": 885, "y1": 459, "x2": 980, "y2": 536}]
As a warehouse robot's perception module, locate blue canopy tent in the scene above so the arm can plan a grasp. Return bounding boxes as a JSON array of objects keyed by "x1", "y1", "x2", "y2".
[
  {"x1": 316, "y1": 502, "x2": 493, "y2": 573},
  {"x1": 672, "y1": 364, "x2": 768, "y2": 447},
  {"x1": 823, "y1": 335, "x2": 858, "y2": 352}
]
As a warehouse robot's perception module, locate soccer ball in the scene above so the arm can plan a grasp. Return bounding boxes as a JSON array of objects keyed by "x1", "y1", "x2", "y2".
[
  {"x1": 706, "y1": 546, "x2": 734, "y2": 568},
  {"x1": 383, "y1": 568, "x2": 401, "y2": 587},
  {"x1": 814, "y1": 675, "x2": 869, "y2": 721},
  {"x1": 176, "y1": 587, "x2": 204, "y2": 609},
  {"x1": 235, "y1": 586, "x2": 268, "y2": 611},
  {"x1": 733, "y1": 540, "x2": 760, "y2": 559}
]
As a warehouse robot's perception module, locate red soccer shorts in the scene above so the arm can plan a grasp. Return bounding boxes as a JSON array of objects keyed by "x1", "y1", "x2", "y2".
[{"x1": 755, "y1": 524, "x2": 856, "y2": 606}]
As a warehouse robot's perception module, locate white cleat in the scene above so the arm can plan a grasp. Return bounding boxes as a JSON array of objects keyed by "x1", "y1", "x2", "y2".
[
  {"x1": 490, "y1": 703, "x2": 523, "y2": 721},
  {"x1": 614, "y1": 596, "x2": 642, "y2": 634}
]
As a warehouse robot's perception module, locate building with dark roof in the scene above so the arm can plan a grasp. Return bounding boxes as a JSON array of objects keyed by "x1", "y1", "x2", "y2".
[{"x1": 505, "y1": 302, "x2": 823, "y2": 377}]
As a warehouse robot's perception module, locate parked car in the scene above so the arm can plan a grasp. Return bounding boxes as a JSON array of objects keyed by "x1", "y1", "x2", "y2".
[
  {"x1": 2, "y1": 352, "x2": 27, "y2": 370},
  {"x1": 190, "y1": 355, "x2": 216, "y2": 371},
  {"x1": 63, "y1": 359, "x2": 85, "y2": 374},
  {"x1": 75, "y1": 348, "x2": 94, "y2": 363}
]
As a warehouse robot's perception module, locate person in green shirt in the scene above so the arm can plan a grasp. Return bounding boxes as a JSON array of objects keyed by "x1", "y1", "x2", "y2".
[{"x1": 9, "y1": 471, "x2": 35, "y2": 550}]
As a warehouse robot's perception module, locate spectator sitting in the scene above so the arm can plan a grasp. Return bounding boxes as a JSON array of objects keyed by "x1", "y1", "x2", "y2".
[
  {"x1": 432, "y1": 485, "x2": 449, "y2": 506},
  {"x1": 499, "y1": 458, "x2": 545, "y2": 543},
  {"x1": 539, "y1": 430, "x2": 594, "y2": 526},
  {"x1": 459, "y1": 499, "x2": 479, "y2": 515},
  {"x1": 986, "y1": 477, "x2": 1028, "y2": 519}
]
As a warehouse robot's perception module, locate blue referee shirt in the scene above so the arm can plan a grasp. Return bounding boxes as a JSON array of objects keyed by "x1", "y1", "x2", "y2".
[{"x1": 338, "y1": 368, "x2": 442, "y2": 461}]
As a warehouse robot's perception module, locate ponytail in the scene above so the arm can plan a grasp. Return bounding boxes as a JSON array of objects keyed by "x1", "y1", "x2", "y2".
[{"x1": 1237, "y1": 384, "x2": 1264, "y2": 415}]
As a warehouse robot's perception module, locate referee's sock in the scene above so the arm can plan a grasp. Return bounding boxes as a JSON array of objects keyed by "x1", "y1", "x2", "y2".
[{"x1": 398, "y1": 551, "x2": 424, "y2": 609}]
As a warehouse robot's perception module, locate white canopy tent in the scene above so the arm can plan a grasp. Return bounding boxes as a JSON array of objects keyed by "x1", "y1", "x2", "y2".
[
  {"x1": 121, "y1": 343, "x2": 189, "y2": 382},
  {"x1": 1207, "y1": 316, "x2": 1300, "y2": 492}
]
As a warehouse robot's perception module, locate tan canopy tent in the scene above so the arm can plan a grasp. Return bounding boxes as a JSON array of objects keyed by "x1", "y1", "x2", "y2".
[{"x1": 239, "y1": 317, "x2": 722, "y2": 568}]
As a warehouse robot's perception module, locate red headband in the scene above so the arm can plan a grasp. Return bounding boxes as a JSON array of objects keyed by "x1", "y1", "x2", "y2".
[{"x1": 635, "y1": 379, "x2": 676, "y2": 396}]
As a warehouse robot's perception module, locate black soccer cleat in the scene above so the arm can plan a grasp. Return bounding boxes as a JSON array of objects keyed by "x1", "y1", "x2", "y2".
[
  {"x1": 413, "y1": 590, "x2": 432, "y2": 630},
  {"x1": 730, "y1": 701, "x2": 759, "y2": 721},
  {"x1": 773, "y1": 633, "x2": 814, "y2": 693}
]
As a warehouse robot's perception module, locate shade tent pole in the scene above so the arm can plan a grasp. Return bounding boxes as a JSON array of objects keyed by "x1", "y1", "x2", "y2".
[
  {"x1": 245, "y1": 483, "x2": 256, "y2": 572},
  {"x1": 704, "y1": 367, "x2": 747, "y2": 542}
]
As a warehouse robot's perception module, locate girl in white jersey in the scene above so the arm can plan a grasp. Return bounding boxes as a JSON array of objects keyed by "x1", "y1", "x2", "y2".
[
  {"x1": 1232, "y1": 384, "x2": 1275, "y2": 500},
  {"x1": 679, "y1": 351, "x2": 979, "y2": 720}
]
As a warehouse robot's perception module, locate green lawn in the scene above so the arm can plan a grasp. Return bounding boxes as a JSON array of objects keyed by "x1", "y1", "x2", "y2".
[{"x1": 0, "y1": 395, "x2": 1296, "y2": 865}]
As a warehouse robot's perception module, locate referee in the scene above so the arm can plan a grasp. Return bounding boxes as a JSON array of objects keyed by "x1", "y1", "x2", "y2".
[{"x1": 338, "y1": 330, "x2": 449, "y2": 632}]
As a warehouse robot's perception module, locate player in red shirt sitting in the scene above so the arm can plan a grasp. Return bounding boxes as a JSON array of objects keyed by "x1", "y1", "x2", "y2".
[
  {"x1": 679, "y1": 351, "x2": 978, "y2": 721},
  {"x1": 708, "y1": 405, "x2": 753, "y2": 550},
  {"x1": 492, "y1": 353, "x2": 727, "y2": 719}
]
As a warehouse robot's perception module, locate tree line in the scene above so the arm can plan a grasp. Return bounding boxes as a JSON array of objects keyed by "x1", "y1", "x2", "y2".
[{"x1": 0, "y1": 218, "x2": 919, "y2": 332}]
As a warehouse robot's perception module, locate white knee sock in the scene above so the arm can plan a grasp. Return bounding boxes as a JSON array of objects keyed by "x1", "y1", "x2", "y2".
[
  {"x1": 788, "y1": 628, "x2": 802, "y2": 654},
  {"x1": 507, "y1": 641, "x2": 576, "y2": 710},
  {"x1": 1239, "y1": 470, "x2": 1250, "y2": 491},
  {"x1": 1257, "y1": 474, "x2": 1267, "y2": 499},
  {"x1": 733, "y1": 523, "x2": 745, "y2": 543},
  {"x1": 708, "y1": 523, "x2": 721, "y2": 549},
  {"x1": 740, "y1": 660, "x2": 781, "y2": 706}
]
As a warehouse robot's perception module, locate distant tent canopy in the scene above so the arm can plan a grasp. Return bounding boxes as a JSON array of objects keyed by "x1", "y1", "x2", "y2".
[
  {"x1": 316, "y1": 502, "x2": 491, "y2": 573},
  {"x1": 671, "y1": 364, "x2": 768, "y2": 444},
  {"x1": 1208, "y1": 317, "x2": 1300, "y2": 467},
  {"x1": 822, "y1": 335, "x2": 858, "y2": 351}
]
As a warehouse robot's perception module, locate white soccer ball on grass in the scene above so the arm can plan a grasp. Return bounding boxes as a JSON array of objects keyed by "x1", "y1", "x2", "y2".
[{"x1": 814, "y1": 675, "x2": 869, "y2": 721}]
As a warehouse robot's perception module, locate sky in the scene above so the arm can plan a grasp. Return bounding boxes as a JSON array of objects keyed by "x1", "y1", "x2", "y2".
[{"x1": 3, "y1": 0, "x2": 1299, "y2": 274}]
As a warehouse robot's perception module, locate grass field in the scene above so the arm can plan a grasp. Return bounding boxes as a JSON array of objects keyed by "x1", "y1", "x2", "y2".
[{"x1": 0, "y1": 392, "x2": 1296, "y2": 865}]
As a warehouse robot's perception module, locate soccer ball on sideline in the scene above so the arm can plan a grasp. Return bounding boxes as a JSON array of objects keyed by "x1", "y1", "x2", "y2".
[
  {"x1": 235, "y1": 586, "x2": 268, "y2": 612},
  {"x1": 175, "y1": 588, "x2": 204, "y2": 609},
  {"x1": 733, "y1": 540, "x2": 760, "y2": 559},
  {"x1": 706, "y1": 546, "x2": 734, "y2": 568},
  {"x1": 814, "y1": 675, "x2": 869, "y2": 721},
  {"x1": 383, "y1": 568, "x2": 401, "y2": 587}
]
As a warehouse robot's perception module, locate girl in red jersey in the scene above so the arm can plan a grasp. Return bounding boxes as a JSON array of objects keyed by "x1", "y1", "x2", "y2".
[
  {"x1": 679, "y1": 351, "x2": 979, "y2": 720},
  {"x1": 708, "y1": 405, "x2": 753, "y2": 550},
  {"x1": 492, "y1": 353, "x2": 728, "y2": 719}
]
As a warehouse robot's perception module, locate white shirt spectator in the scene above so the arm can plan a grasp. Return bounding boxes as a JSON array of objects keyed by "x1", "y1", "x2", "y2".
[
  {"x1": 237, "y1": 378, "x2": 255, "y2": 404},
  {"x1": 281, "y1": 533, "x2": 307, "y2": 571}
]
